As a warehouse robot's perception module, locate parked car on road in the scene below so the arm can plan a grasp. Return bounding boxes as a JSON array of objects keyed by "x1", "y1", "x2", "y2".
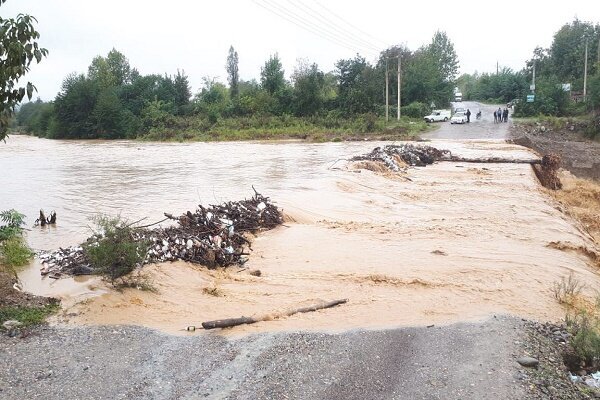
[
  {"x1": 423, "y1": 109, "x2": 451, "y2": 123},
  {"x1": 450, "y1": 111, "x2": 468, "y2": 124}
]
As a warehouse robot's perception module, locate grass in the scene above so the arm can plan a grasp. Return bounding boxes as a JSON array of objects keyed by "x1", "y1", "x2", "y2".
[
  {"x1": 137, "y1": 115, "x2": 431, "y2": 142},
  {"x1": 0, "y1": 303, "x2": 59, "y2": 328},
  {"x1": 202, "y1": 284, "x2": 225, "y2": 297},
  {"x1": 553, "y1": 272, "x2": 584, "y2": 306}
]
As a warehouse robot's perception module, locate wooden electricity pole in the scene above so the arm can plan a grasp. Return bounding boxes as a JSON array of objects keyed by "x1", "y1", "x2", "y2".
[
  {"x1": 583, "y1": 39, "x2": 588, "y2": 100},
  {"x1": 397, "y1": 55, "x2": 401, "y2": 121},
  {"x1": 385, "y1": 57, "x2": 389, "y2": 122}
]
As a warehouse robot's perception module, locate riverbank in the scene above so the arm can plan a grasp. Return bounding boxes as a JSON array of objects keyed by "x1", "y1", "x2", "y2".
[{"x1": 509, "y1": 117, "x2": 600, "y2": 181}]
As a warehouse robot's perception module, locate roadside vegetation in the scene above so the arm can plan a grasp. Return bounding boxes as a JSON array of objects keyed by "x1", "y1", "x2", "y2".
[{"x1": 14, "y1": 31, "x2": 459, "y2": 141}]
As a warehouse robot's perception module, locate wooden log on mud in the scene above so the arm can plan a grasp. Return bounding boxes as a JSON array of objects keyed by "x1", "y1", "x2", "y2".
[
  {"x1": 201, "y1": 298, "x2": 349, "y2": 330},
  {"x1": 443, "y1": 156, "x2": 542, "y2": 164}
]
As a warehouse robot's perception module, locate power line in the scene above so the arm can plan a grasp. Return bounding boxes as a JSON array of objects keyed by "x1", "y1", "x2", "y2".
[
  {"x1": 310, "y1": 1, "x2": 388, "y2": 48},
  {"x1": 252, "y1": 0, "x2": 379, "y2": 57},
  {"x1": 284, "y1": 0, "x2": 382, "y2": 53},
  {"x1": 260, "y1": 0, "x2": 378, "y2": 55}
]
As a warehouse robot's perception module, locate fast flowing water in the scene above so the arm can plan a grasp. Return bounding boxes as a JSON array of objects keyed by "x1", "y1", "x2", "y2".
[{"x1": 1, "y1": 135, "x2": 597, "y2": 334}]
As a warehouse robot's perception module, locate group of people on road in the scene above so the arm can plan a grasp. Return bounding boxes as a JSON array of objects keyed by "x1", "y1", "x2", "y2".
[{"x1": 493, "y1": 107, "x2": 509, "y2": 123}]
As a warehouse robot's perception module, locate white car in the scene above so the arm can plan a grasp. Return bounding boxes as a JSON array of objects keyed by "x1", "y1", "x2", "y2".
[
  {"x1": 423, "y1": 109, "x2": 451, "y2": 123},
  {"x1": 450, "y1": 111, "x2": 468, "y2": 124}
]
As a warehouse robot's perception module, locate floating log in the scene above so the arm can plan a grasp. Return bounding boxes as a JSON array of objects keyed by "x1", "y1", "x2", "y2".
[{"x1": 201, "y1": 298, "x2": 349, "y2": 330}]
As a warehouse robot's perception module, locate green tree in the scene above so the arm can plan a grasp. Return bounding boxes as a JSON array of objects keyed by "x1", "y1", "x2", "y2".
[
  {"x1": 51, "y1": 73, "x2": 99, "y2": 138},
  {"x1": 292, "y1": 60, "x2": 325, "y2": 116},
  {"x1": 549, "y1": 19, "x2": 599, "y2": 88},
  {"x1": 335, "y1": 55, "x2": 379, "y2": 114},
  {"x1": 173, "y1": 69, "x2": 191, "y2": 114},
  {"x1": 261, "y1": 54, "x2": 286, "y2": 95},
  {"x1": 0, "y1": 0, "x2": 48, "y2": 141},
  {"x1": 428, "y1": 31, "x2": 459, "y2": 82},
  {"x1": 226, "y1": 46, "x2": 239, "y2": 99},
  {"x1": 92, "y1": 88, "x2": 125, "y2": 138}
]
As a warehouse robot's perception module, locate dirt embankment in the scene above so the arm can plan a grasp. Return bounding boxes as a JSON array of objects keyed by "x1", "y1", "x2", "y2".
[{"x1": 509, "y1": 120, "x2": 600, "y2": 181}]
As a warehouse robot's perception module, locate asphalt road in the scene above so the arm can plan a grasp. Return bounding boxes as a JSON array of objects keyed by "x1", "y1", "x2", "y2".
[
  {"x1": 422, "y1": 101, "x2": 511, "y2": 140},
  {"x1": 0, "y1": 316, "x2": 529, "y2": 400}
]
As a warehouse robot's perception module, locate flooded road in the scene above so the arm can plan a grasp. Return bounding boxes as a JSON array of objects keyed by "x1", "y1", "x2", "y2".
[{"x1": 1, "y1": 133, "x2": 598, "y2": 335}]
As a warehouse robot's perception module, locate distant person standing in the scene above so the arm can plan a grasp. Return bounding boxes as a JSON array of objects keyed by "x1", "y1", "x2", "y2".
[
  {"x1": 466, "y1": 109, "x2": 471, "y2": 123},
  {"x1": 503, "y1": 108, "x2": 508, "y2": 122},
  {"x1": 497, "y1": 108, "x2": 502, "y2": 122},
  {"x1": 493, "y1": 110, "x2": 497, "y2": 123}
]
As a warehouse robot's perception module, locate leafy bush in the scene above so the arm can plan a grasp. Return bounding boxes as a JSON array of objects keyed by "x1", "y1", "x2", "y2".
[
  {"x1": 0, "y1": 209, "x2": 27, "y2": 241},
  {"x1": 401, "y1": 102, "x2": 431, "y2": 118},
  {"x1": 0, "y1": 209, "x2": 32, "y2": 269},
  {"x1": 566, "y1": 309, "x2": 600, "y2": 364},
  {"x1": 83, "y1": 215, "x2": 148, "y2": 282},
  {"x1": 0, "y1": 237, "x2": 33, "y2": 268}
]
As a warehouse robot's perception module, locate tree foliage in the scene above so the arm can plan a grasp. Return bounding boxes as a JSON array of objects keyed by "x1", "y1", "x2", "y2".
[
  {"x1": 16, "y1": 31, "x2": 469, "y2": 138},
  {"x1": 226, "y1": 46, "x2": 239, "y2": 99},
  {"x1": 0, "y1": 0, "x2": 47, "y2": 141},
  {"x1": 261, "y1": 54, "x2": 285, "y2": 95}
]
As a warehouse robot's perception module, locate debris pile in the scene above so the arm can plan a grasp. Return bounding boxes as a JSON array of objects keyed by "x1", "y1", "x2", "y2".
[
  {"x1": 350, "y1": 144, "x2": 451, "y2": 172},
  {"x1": 145, "y1": 191, "x2": 282, "y2": 267},
  {"x1": 37, "y1": 191, "x2": 283, "y2": 278}
]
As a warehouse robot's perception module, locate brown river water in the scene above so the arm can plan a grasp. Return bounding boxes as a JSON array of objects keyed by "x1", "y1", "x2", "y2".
[{"x1": 1, "y1": 135, "x2": 598, "y2": 335}]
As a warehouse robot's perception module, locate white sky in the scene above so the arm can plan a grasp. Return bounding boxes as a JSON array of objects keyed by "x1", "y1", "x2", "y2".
[{"x1": 3, "y1": 0, "x2": 599, "y2": 101}]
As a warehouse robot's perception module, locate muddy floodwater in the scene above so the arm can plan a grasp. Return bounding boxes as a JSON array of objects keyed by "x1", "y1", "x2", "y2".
[{"x1": 1, "y1": 135, "x2": 598, "y2": 335}]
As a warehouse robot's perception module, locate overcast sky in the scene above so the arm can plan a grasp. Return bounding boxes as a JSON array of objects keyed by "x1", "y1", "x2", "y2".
[{"x1": 3, "y1": 0, "x2": 600, "y2": 101}]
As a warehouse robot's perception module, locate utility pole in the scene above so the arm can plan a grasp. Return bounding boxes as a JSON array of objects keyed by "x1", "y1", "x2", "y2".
[
  {"x1": 385, "y1": 57, "x2": 389, "y2": 123},
  {"x1": 532, "y1": 60, "x2": 536, "y2": 93},
  {"x1": 397, "y1": 55, "x2": 401, "y2": 121},
  {"x1": 496, "y1": 61, "x2": 499, "y2": 75},
  {"x1": 584, "y1": 39, "x2": 588, "y2": 100}
]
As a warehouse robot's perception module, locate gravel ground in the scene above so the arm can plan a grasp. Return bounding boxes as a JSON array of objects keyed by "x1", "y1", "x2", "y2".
[{"x1": 0, "y1": 316, "x2": 540, "y2": 400}]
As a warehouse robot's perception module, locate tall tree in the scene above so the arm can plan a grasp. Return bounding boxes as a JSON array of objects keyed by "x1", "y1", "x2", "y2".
[
  {"x1": 335, "y1": 55, "x2": 379, "y2": 114},
  {"x1": 88, "y1": 49, "x2": 132, "y2": 89},
  {"x1": 0, "y1": 0, "x2": 48, "y2": 141},
  {"x1": 549, "y1": 19, "x2": 599, "y2": 88},
  {"x1": 260, "y1": 54, "x2": 285, "y2": 94},
  {"x1": 292, "y1": 60, "x2": 325, "y2": 116},
  {"x1": 428, "y1": 31, "x2": 459, "y2": 82},
  {"x1": 173, "y1": 69, "x2": 191, "y2": 114},
  {"x1": 226, "y1": 46, "x2": 239, "y2": 99}
]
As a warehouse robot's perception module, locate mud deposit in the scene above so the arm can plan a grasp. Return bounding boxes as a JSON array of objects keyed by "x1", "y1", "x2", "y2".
[{"x1": 2, "y1": 136, "x2": 599, "y2": 335}]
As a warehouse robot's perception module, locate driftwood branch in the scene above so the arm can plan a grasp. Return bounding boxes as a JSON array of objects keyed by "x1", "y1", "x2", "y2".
[{"x1": 201, "y1": 298, "x2": 349, "y2": 330}]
